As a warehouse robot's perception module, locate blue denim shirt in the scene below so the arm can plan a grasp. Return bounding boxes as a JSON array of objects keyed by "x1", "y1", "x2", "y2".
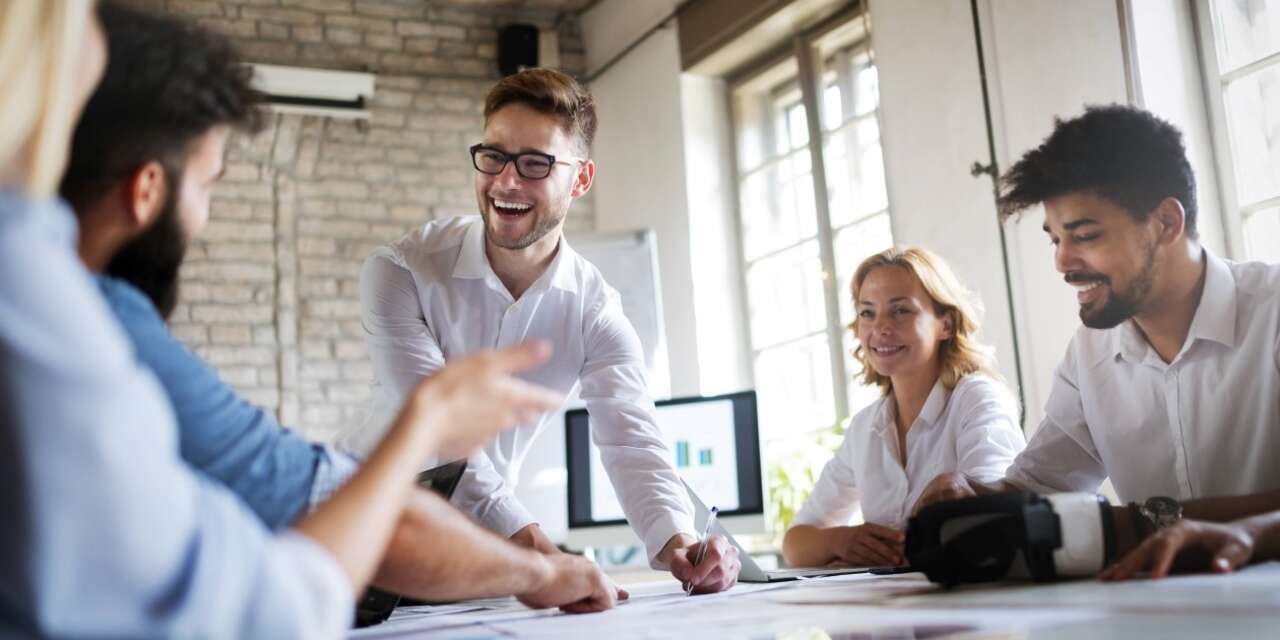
[
  {"x1": 0, "y1": 191, "x2": 351, "y2": 637},
  {"x1": 96, "y1": 275, "x2": 358, "y2": 528}
]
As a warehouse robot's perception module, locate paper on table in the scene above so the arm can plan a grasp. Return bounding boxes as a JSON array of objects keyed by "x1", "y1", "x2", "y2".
[
  {"x1": 892, "y1": 561, "x2": 1280, "y2": 615},
  {"x1": 759, "y1": 573, "x2": 938, "y2": 605}
]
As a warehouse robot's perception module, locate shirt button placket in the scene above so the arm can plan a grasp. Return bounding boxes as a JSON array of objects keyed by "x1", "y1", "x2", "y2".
[
  {"x1": 495, "y1": 303, "x2": 518, "y2": 349},
  {"x1": 1165, "y1": 367, "x2": 1193, "y2": 497}
]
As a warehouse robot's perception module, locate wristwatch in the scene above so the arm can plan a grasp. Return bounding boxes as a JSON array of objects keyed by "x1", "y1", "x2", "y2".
[{"x1": 1138, "y1": 496, "x2": 1183, "y2": 535}]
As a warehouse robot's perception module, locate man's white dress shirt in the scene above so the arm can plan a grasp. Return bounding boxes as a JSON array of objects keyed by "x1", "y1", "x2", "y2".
[
  {"x1": 1007, "y1": 251, "x2": 1280, "y2": 502},
  {"x1": 339, "y1": 216, "x2": 695, "y2": 559},
  {"x1": 793, "y1": 375, "x2": 1025, "y2": 530}
]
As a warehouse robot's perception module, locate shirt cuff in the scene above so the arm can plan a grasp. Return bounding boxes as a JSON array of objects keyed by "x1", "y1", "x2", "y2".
[
  {"x1": 644, "y1": 510, "x2": 697, "y2": 569},
  {"x1": 308, "y1": 446, "x2": 360, "y2": 510},
  {"x1": 473, "y1": 492, "x2": 539, "y2": 539},
  {"x1": 270, "y1": 531, "x2": 354, "y2": 634}
]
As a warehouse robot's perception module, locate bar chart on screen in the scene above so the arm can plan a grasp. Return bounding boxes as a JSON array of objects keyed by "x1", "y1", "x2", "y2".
[
  {"x1": 661, "y1": 398, "x2": 740, "y2": 512},
  {"x1": 587, "y1": 396, "x2": 741, "y2": 521}
]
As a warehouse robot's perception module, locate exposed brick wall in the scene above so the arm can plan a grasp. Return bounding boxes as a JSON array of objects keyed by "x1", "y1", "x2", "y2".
[{"x1": 134, "y1": 0, "x2": 596, "y2": 443}]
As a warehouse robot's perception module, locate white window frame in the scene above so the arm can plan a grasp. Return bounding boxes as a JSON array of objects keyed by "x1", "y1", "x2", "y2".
[
  {"x1": 1193, "y1": 0, "x2": 1280, "y2": 259},
  {"x1": 727, "y1": 6, "x2": 889, "y2": 437}
]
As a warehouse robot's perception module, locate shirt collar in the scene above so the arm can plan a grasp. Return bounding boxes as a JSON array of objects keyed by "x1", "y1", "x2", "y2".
[
  {"x1": 1109, "y1": 250, "x2": 1237, "y2": 364},
  {"x1": 1184, "y1": 250, "x2": 1237, "y2": 349},
  {"x1": 872, "y1": 379, "x2": 948, "y2": 435},
  {"x1": 917, "y1": 379, "x2": 949, "y2": 428},
  {"x1": 451, "y1": 217, "x2": 579, "y2": 294},
  {"x1": 452, "y1": 219, "x2": 492, "y2": 281}
]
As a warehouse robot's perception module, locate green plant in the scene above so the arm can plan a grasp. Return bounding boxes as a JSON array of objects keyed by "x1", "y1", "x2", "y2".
[{"x1": 765, "y1": 420, "x2": 847, "y2": 542}]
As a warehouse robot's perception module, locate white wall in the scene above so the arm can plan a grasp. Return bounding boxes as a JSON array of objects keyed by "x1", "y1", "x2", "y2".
[
  {"x1": 589, "y1": 23, "x2": 704, "y2": 397},
  {"x1": 981, "y1": 0, "x2": 1131, "y2": 431},
  {"x1": 869, "y1": 0, "x2": 1021, "y2": 414},
  {"x1": 581, "y1": 0, "x2": 682, "y2": 76},
  {"x1": 870, "y1": 0, "x2": 1133, "y2": 432},
  {"x1": 681, "y1": 74, "x2": 755, "y2": 394}
]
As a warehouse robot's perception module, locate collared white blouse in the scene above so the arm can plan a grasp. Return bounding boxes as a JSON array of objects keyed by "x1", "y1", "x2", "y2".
[
  {"x1": 793, "y1": 375, "x2": 1025, "y2": 530},
  {"x1": 1007, "y1": 252, "x2": 1280, "y2": 502},
  {"x1": 340, "y1": 216, "x2": 694, "y2": 559}
]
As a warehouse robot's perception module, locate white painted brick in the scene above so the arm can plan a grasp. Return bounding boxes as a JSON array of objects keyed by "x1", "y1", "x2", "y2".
[
  {"x1": 220, "y1": 366, "x2": 259, "y2": 387},
  {"x1": 326, "y1": 383, "x2": 370, "y2": 403},
  {"x1": 306, "y1": 299, "x2": 363, "y2": 319},
  {"x1": 198, "y1": 345, "x2": 276, "y2": 367},
  {"x1": 211, "y1": 325, "x2": 254, "y2": 345},
  {"x1": 253, "y1": 326, "x2": 278, "y2": 345},
  {"x1": 170, "y1": 323, "x2": 208, "y2": 346},
  {"x1": 243, "y1": 388, "x2": 281, "y2": 408},
  {"x1": 334, "y1": 339, "x2": 367, "y2": 360},
  {"x1": 183, "y1": 262, "x2": 275, "y2": 282},
  {"x1": 301, "y1": 340, "x2": 333, "y2": 359},
  {"x1": 191, "y1": 304, "x2": 274, "y2": 323},
  {"x1": 301, "y1": 404, "x2": 342, "y2": 427},
  {"x1": 341, "y1": 360, "x2": 374, "y2": 381},
  {"x1": 205, "y1": 242, "x2": 276, "y2": 260},
  {"x1": 302, "y1": 361, "x2": 342, "y2": 381}
]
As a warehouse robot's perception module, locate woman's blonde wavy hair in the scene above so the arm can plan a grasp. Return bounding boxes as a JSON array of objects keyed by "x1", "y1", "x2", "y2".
[
  {"x1": 0, "y1": 0, "x2": 92, "y2": 196},
  {"x1": 848, "y1": 246, "x2": 1001, "y2": 394}
]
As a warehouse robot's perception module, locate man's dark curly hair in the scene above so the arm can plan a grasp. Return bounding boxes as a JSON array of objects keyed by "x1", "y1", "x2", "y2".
[
  {"x1": 59, "y1": 0, "x2": 265, "y2": 212},
  {"x1": 997, "y1": 104, "x2": 1197, "y2": 237}
]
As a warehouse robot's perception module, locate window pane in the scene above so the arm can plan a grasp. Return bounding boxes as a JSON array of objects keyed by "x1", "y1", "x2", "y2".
[
  {"x1": 1211, "y1": 0, "x2": 1280, "y2": 73},
  {"x1": 738, "y1": 151, "x2": 819, "y2": 260},
  {"x1": 746, "y1": 241, "x2": 826, "y2": 347},
  {"x1": 819, "y1": 46, "x2": 890, "y2": 230},
  {"x1": 787, "y1": 103, "x2": 810, "y2": 150},
  {"x1": 854, "y1": 64, "x2": 879, "y2": 116},
  {"x1": 1223, "y1": 64, "x2": 1280, "y2": 205},
  {"x1": 822, "y1": 83, "x2": 843, "y2": 130},
  {"x1": 1243, "y1": 207, "x2": 1280, "y2": 261},
  {"x1": 755, "y1": 335, "x2": 836, "y2": 437},
  {"x1": 833, "y1": 213, "x2": 895, "y2": 327}
]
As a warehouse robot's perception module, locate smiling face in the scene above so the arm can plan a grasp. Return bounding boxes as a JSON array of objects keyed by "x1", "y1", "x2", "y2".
[
  {"x1": 473, "y1": 102, "x2": 592, "y2": 254},
  {"x1": 1043, "y1": 191, "x2": 1160, "y2": 329},
  {"x1": 855, "y1": 265, "x2": 954, "y2": 383}
]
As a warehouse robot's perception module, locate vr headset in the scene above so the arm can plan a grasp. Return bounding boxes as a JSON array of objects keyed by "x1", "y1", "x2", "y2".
[{"x1": 905, "y1": 492, "x2": 1116, "y2": 586}]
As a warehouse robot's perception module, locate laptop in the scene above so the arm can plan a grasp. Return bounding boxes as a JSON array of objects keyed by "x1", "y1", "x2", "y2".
[
  {"x1": 354, "y1": 460, "x2": 469, "y2": 627},
  {"x1": 685, "y1": 483, "x2": 885, "y2": 582}
]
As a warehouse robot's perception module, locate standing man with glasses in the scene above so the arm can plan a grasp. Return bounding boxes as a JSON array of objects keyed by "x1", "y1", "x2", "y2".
[{"x1": 339, "y1": 68, "x2": 741, "y2": 594}]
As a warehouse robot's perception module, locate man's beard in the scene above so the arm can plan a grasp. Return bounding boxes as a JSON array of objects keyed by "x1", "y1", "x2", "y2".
[
  {"x1": 106, "y1": 193, "x2": 189, "y2": 321},
  {"x1": 481, "y1": 195, "x2": 568, "y2": 251},
  {"x1": 1075, "y1": 243, "x2": 1157, "y2": 330}
]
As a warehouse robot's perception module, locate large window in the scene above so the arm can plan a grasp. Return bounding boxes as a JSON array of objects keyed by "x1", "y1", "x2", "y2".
[
  {"x1": 1198, "y1": 0, "x2": 1280, "y2": 261},
  {"x1": 730, "y1": 13, "x2": 893, "y2": 450}
]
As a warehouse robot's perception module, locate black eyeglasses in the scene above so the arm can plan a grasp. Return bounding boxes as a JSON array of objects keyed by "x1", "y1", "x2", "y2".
[{"x1": 469, "y1": 144, "x2": 584, "y2": 180}]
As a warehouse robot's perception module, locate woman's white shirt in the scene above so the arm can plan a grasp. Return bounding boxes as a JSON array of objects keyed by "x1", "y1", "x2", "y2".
[{"x1": 793, "y1": 374, "x2": 1025, "y2": 531}]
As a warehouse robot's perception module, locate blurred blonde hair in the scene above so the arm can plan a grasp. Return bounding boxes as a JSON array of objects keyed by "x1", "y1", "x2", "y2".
[
  {"x1": 0, "y1": 0, "x2": 91, "y2": 196},
  {"x1": 848, "y1": 246, "x2": 1001, "y2": 394}
]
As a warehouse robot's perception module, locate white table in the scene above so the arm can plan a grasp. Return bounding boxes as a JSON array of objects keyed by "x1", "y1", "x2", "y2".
[{"x1": 350, "y1": 562, "x2": 1280, "y2": 639}]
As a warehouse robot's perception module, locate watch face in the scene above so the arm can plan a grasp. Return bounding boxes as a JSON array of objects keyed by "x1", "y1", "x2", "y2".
[{"x1": 1146, "y1": 496, "x2": 1182, "y2": 518}]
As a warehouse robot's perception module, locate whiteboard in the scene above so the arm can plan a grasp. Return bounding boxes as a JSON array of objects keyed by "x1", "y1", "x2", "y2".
[{"x1": 568, "y1": 228, "x2": 670, "y2": 397}]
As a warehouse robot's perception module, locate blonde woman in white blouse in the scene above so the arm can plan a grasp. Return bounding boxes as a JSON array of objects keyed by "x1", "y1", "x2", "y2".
[{"x1": 782, "y1": 246, "x2": 1025, "y2": 568}]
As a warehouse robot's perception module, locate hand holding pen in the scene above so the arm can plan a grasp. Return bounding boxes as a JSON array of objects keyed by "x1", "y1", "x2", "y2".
[
  {"x1": 685, "y1": 507, "x2": 719, "y2": 595},
  {"x1": 672, "y1": 507, "x2": 741, "y2": 595}
]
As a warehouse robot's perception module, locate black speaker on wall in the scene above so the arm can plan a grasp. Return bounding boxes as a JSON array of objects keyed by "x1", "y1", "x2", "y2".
[{"x1": 498, "y1": 24, "x2": 539, "y2": 76}]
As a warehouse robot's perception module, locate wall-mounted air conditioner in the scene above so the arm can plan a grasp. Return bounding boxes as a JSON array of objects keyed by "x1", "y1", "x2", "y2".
[{"x1": 249, "y1": 63, "x2": 375, "y2": 120}]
